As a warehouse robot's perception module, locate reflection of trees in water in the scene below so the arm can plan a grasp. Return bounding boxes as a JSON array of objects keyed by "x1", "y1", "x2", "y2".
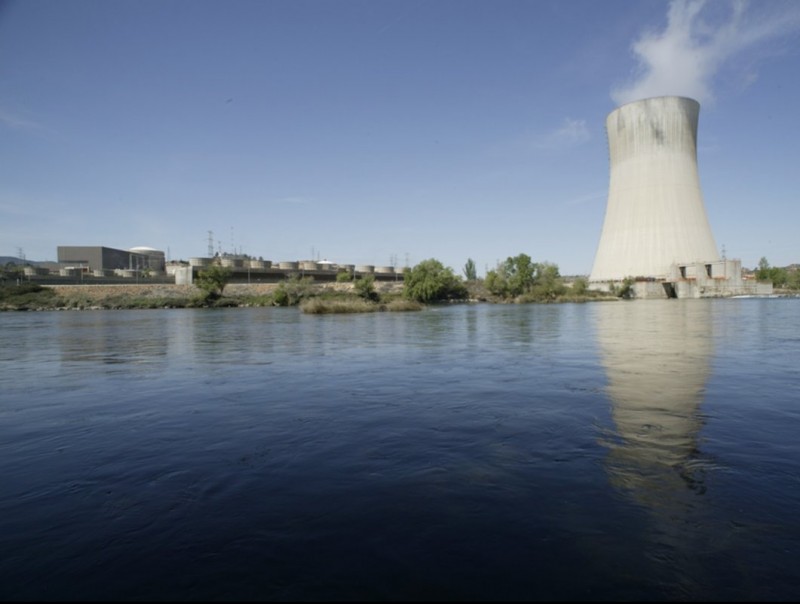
[
  {"x1": 58, "y1": 311, "x2": 168, "y2": 367},
  {"x1": 596, "y1": 300, "x2": 714, "y2": 524},
  {"x1": 482, "y1": 305, "x2": 563, "y2": 351}
]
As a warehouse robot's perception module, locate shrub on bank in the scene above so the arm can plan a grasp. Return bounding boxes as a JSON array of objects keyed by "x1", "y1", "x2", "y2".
[
  {"x1": 272, "y1": 276, "x2": 316, "y2": 306},
  {"x1": 300, "y1": 297, "x2": 423, "y2": 314},
  {"x1": 403, "y1": 259, "x2": 467, "y2": 303},
  {"x1": 0, "y1": 283, "x2": 61, "y2": 310},
  {"x1": 0, "y1": 283, "x2": 60, "y2": 310}
]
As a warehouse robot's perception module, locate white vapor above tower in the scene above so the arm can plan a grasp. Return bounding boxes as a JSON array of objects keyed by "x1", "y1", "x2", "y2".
[{"x1": 590, "y1": 96, "x2": 719, "y2": 283}]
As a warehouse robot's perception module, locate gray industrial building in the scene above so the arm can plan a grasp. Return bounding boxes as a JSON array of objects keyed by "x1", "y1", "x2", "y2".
[{"x1": 57, "y1": 246, "x2": 166, "y2": 274}]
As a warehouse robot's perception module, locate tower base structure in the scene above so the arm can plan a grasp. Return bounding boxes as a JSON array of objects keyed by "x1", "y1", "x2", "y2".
[{"x1": 591, "y1": 258, "x2": 773, "y2": 299}]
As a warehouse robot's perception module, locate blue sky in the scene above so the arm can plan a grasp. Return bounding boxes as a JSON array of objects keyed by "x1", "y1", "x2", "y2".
[{"x1": 1, "y1": 0, "x2": 798, "y2": 275}]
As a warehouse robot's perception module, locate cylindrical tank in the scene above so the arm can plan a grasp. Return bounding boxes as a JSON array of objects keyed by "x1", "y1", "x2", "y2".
[
  {"x1": 300, "y1": 261, "x2": 319, "y2": 271},
  {"x1": 278, "y1": 261, "x2": 299, "y2": 270},
  {"x1": 589, "y1": 96, "x2": 719, "y2": 282},
  {"x1": 355, "y1": 265, "x2": 374, "y2": 274},
  {"x1": 374, "y1": 266, "x2": 394, "y2": 274},
  {"x1": 248, "y1": 259, "x2": 271, "y2": 269},
  {"x1": 189, "y1": 257, "x2": 212, "y2": 267},
  {"x1": 220, "y1": 257, "x2": 243, "y2": 268}
]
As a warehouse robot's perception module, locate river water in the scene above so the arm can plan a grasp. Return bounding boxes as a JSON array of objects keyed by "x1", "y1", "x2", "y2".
[{"x1": 1, "y1": 299, "x2": 799, "y2": 601}]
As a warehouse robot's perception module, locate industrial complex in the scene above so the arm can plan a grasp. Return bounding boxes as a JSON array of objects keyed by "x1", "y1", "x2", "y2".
[
  {"x1": 14, "y1": 246, "x2": 406, "y2": 285},
  {"x1": 9, "y1": 96, "x2": 775, "y2": 298}
]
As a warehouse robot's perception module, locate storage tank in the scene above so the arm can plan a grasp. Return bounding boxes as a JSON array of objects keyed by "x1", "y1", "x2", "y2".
[
  {"x1": 220, "y1": 257, "x2": 243, "y2": 268},
  {"x1": 589, "y1": 97, "x2": 719, "y2": 283}
]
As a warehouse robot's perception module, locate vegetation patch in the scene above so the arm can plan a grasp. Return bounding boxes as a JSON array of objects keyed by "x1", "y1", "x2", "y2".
[
  {"x1": 300, "y1": 297, "x2": 423, "y2": 314},
  {"x1": 272, "y1": 275, "x2": 316, "y2": 306},
  {"x1": 300, "y1": 298, "x2": 379, "y2": 314},
  {"x1": 0, "y1": 283, "x2": 61, "y2": 310},
  {"x1": 403, "y1": 259, "x2": 467, "y2": 303}
]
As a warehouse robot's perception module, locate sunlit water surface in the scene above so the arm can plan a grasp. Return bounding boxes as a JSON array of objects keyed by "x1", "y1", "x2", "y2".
[{"x1": 1, "y1": 300, "x2": 799, "y2": 601}]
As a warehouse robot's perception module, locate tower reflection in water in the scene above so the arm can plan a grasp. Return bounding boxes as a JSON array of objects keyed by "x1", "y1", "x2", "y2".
[{"x1": 595, "y1": 300, "x2": 714, "y2": 515}]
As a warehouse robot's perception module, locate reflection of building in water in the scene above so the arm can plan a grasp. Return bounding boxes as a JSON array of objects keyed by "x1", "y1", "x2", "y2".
[{"x1": 596, "y1": 300, "x2": 713, "y2": 512}]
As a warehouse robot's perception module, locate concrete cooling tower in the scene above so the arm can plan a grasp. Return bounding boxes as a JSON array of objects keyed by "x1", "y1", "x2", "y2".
[{"x1": 589, "y1": 96, "x2": 720, "y2": 283}]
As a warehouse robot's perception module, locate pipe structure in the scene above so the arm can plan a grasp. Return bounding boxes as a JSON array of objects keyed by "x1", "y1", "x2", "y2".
[{"x1": 590, "y1": 96, "x2": 719, "y2": 282}]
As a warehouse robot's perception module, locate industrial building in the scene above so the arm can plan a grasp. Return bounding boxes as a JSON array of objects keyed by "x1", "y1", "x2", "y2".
[
  {"x1": 44, "y1": 247, "x2": 405, "y2": 284},
  {"x1": 56, "y1": 246, "x2": 166, "y2": 276},
  {"x1": 589, "y1": 96, "x2": 771, "y2": 298}
]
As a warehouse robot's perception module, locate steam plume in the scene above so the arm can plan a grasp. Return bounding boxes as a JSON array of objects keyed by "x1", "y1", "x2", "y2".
[{"x1": 612, "y1": 0, "x2": 800, "y2": 106}]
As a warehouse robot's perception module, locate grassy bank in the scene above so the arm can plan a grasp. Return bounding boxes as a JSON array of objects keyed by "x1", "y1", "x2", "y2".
[
  {"x1": 0, "y1": 280, "x2": 615, "y2": 312},
  {"x1": 0, "y1": 282, "x2": 409, "y2": 311}
]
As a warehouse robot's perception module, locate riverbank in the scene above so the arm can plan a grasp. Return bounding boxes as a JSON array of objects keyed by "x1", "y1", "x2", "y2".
[
  {"x1": 0, "y1": 282, "x2": 407, "y2": 311},
  {"x1": 0, "y1": 281, "x2": 623, "y2": 311}
]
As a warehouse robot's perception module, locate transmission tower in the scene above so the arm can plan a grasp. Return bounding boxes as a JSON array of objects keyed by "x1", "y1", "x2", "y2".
[{"x1": 207, "y1": 231, "x2": 214, "y2": 257}]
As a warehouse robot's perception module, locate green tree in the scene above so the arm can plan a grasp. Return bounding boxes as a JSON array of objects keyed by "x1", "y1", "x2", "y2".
[
  {"x1": 485, "y1": 253, "x2": 538, "y2": 298},
  {"x1": 354, "y1": 274, "x2": 379, "y2": 302},
  {"x1": 463, "y1": 258, "x2": 477, "y2": 281},
  {"x1": 272, "y1": 275, "x2": 315, "y2": 306},
  {"x1": 756, "y1": 257, "x2": 771, "y2": 281},
  {"x1": 786, "y1": 269, "x2": 800, "y2": 290},
  {"x1": 571, "y1": 276, "x2": 588, "y2": 295},
  {"x1": 485, "y1": 255, "x2": 568, "y2": 301},
  {"x1": 531, "y1": 262, "x2": 565, "y2": 298},
  {"x1": 610, "y1": 276, "x2": 635, "y2": 299},
  {"x1": 403, "y1": 259, "x2": 467, "y2": 303},
  {"x1": 756, "y1": 257, "x2": 789, "y2": 287},
  {"x1": 195, "y1": 264, "x2": 232, "y2": 299}
]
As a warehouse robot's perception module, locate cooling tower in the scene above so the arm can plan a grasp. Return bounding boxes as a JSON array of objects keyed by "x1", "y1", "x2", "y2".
[{"x1": 590, "y1": 96, "x2": 719, "y2": 282}]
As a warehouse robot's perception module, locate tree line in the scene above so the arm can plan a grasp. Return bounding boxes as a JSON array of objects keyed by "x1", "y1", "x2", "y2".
[
  {"x1": 756, "y1": 257, "x2": 800, "y2": 290},
  {"x1": 127, "y1": 251, "x2": 800, "y2": 310}
]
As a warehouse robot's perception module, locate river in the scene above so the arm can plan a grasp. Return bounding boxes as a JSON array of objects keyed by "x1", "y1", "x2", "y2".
[{"x1": 1, "y1": 299, "x2": 798, "y2": 600}]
